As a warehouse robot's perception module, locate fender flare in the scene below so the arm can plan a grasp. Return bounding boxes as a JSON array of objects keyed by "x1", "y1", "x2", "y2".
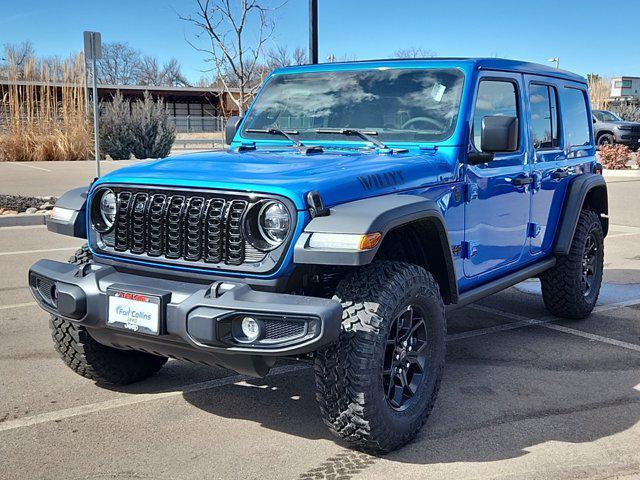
[
  {"x1": 554, "y1": 174, "x2": 608, "y2": 255},
  {"x1": 294, "y1": 194, "x2": 458, "y2": 303},
  {"x1": 46, "y1": 186, "x2": 88, "y2": 239}
]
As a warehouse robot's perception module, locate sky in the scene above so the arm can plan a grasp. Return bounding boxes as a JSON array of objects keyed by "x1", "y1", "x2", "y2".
[{"x1": 0, "y1": 0, "x2": 638, "y2": 83}]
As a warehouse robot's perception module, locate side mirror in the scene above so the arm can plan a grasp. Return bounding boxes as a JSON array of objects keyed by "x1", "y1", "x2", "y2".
[
  {"x1": 468, "y1": 115, "x2": 519, "y2": 165},
  {"x1": 225, "y1": 116, "x2": 243, "y2": 145}
]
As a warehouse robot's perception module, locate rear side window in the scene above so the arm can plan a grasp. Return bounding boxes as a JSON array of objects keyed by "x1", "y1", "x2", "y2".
[
  {"x1": 563, "y1": 88, "x2": 590, "y2": 147},
  {"x1": 473, "y1": 80, "x2": 518, "y2": 151},
  {"x1": 529, "y1": 84, "x2": 560, "y2": 150}
]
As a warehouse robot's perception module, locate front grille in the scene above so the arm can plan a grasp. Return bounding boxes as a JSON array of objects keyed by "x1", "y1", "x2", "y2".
[{"x1": 96, "y1": 186, "x2": 272, "y2": 268}]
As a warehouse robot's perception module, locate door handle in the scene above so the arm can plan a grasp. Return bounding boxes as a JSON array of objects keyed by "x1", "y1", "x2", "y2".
[
  {"x1": 512, "y1": 175, "x2": 534, "y2": 186},
  {"x1": 552, "y1": 169, "x2": 569, "y2": 179}
]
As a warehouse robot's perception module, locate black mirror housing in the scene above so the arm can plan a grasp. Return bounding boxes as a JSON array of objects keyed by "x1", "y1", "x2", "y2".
[
  {"x1": 225, "y1": 116, "x2": 243, "y2": 145},
  {"x1": 481, "y1": 116, "x2": 518, "y2": 153}
]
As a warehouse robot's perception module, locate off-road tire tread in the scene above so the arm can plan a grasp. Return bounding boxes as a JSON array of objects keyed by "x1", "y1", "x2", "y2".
[
  {"x1": 50, "y1": 245, "x2": 167, "y2": 385},
  {"x1": 540, "y1": 209, "x2": 604, "y2": 319},
  {"x1": 314, "y1": 261, "x2": 446, "y2": 453}
]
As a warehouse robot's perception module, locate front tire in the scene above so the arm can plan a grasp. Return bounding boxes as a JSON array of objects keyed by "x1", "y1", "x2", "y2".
[
  {"x1": 540, "y1": 210, "x2": 604, "y2": 319},
  {"x1": 50, "y1": 245, "x2": 168, "y2": 385},
  {"x1": 314, "y1": 261, "x2": 446, "y2": 453},
  {"x1": 597, "y1": 133, "x2": 614, "y2": 148}
]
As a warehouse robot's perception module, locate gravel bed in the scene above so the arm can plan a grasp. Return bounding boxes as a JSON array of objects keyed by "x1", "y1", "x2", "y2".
[{"x1": 0, "y1": 194, "x2": 57, "y2": 215}]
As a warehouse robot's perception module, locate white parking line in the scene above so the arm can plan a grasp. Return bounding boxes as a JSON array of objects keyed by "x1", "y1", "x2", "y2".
[
  {"x1": 0, "y1": 363, "x2": 309, "y2": 433},
  {"x1": 5, "y1": 162, "x2": 52, "y2": 172},
  {"x1": 0, "y1": 302, "x2": 37, "y2": 311},
  {"x1": 607, "y1": 232, "x2": 640, "y2": 238},
  {"x1": 0, "y1": 225, "x2": 46, "y2": 231},
  {"x1": 542, "y1": 323, "x2": 640, "y2": 353},
  {"x1": 466, "y1": 301, "x2": 640, "y2": 353},
  {"x1": 595, "y1": 298, "x2": 640, "y2": 313},
  {"x1": 0, "y1": 247, "x2": 77, "y2": 257}
]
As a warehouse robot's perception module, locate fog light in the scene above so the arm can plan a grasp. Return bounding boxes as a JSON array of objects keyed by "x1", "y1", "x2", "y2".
[{"x1": 241, "y1": 317, "x2": 262, "y2": 342}]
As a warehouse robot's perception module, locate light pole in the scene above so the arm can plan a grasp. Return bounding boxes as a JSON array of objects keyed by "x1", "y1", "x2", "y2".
[
  {"x1": 309, "y1": 0, "x2": 318, "y2": 64},
  {"x1": 547, "y1": 57, "x2": 560, "y2": 69}
]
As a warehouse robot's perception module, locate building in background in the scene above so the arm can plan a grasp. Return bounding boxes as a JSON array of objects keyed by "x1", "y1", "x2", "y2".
[
  {"x1": 610, "y1": 76, "x2": 640, "y2": 105},
  {"x1": 0, "y1": 80, "x2": 240, "y2": 133}
]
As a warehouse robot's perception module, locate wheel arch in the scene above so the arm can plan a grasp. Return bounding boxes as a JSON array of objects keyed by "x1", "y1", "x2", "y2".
[
  {"x1": 554, "y1": 173, "x2": 608, "y2": 255},
  {"x1": 47, "y1": 186, "x2": 89, "y2": 239},
  {"x1": 595, "y1": 130, "x2": 615, "y2": 144},
  {"x1": 293, "y1": 194, "x2": 458, "y2": 304}
]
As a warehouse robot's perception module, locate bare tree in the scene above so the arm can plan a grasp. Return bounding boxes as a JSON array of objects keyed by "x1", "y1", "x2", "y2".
[
  {"x1": 180, "y1": 0, "x2": 280, "y2": 115},
  {"x1": 138, "y1": 55, "x2": 160, "y2": 85},
  {"x1": 160, "y1": 58, "x2": 191, "y2": 87},
  {"x1": 393, "y1": 47, "x2": 437, "y2": 59},
  {"x1": 587, "y1": 74, "x2": 611, "y2": 111},
  {"x1": 292, "y1": 47, "x2": 306, "y2": 66},
  {"x1": 0, "y1": 41, "x2": 36, "y2": 79},
  {"x1": 267, "y1": 45, "x2": 306, "y2": 69},
  {"x1": 97, "y1": 42, "x2": 143, "y2": 85}
]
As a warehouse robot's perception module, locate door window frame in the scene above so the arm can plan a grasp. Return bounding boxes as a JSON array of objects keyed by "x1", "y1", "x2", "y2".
[
  {"x1": 528, "y1": 81, "x2": 563, "y2": 158},
  {"x1": 469, "y1": 75, "x2": 525, "y2": 159},
  {"x1": 562, "y1": 86, "x2": 593, "y2": 149}
]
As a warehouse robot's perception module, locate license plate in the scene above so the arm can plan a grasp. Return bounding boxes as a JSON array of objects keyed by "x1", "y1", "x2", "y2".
[{"x1": 107, "y1": 290, "x2": 161, "y2": 335}]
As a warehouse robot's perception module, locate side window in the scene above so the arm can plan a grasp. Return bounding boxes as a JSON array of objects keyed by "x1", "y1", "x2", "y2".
[
  {"x1": 563, "y1": 88, "x2": 590, "y2": 147},
  {"x1": 473, "y1": 80, "x2": 518, "y2": 151},
  {"x1": 529, "y1": 84, "x2": 560, "y2": 150}
]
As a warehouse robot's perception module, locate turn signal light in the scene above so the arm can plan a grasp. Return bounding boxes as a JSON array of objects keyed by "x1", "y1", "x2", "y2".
[{"x1": 308, "y1": 232, "x2": 382, "y2": 251}]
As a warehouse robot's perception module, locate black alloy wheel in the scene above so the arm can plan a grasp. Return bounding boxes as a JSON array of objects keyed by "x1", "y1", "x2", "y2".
[{"x1": 383, "y1": 305, "x2": 430, "y2": 411}]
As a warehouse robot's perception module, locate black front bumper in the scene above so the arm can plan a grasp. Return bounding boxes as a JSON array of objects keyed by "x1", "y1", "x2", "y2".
[{"x1": 29, "y1": 259, "x2": 342, "y2": 376}]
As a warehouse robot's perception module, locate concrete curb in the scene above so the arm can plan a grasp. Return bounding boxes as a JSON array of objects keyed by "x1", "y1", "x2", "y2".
[
  {"x1": 0, "y1": 214, "x2": 48, "y2": 228},
  {"x1": 603, "y1": 169, "x2": 640, "y2": 178}
]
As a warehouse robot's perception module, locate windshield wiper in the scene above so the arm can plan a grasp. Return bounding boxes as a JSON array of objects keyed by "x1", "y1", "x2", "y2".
[
  {"x1": 245, "y1": 128, "x2": 323, "y2": 154},
  {"x1": 315, "y1": 128, "x2": 389, "y2": 150}
]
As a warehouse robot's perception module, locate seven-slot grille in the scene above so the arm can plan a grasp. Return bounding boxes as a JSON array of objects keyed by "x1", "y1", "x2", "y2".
[{"x1": 99, "y1": 187, "x2": 266, "y2": 266}]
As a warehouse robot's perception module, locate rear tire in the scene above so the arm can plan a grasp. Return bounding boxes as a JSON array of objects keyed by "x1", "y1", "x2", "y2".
[
  {"x1": 540, "y1": 210, "x2": 604, "y2": 319},
  {"x1": 50, "y1": 245, "x2": 168, "y2": 385},
  {"x1": 314, "y1": 261, "x2": 446, "y2": 453}
]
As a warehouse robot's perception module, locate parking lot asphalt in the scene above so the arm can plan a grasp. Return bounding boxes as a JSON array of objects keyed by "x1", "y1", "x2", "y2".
[{"x1": 1, "y1": 179, "x2": 639, "y2": 480}]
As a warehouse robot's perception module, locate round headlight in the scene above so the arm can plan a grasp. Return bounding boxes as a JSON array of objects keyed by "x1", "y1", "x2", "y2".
[
  {"x1": 258, "y1": 201, "x2": 290, "y2": 246},
  {"x1": 100, "y1": 190, "x2": 117, "y2": 227},
  {"x1": 92, "y1": 189, "x2": 116, "y2": 233}
]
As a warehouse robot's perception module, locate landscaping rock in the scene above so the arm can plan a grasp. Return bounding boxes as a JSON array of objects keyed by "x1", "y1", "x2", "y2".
[
  {"x1": 25, "y1": 207, "x2": 38, "y2": 214},
  {"x1": 0, "y1": 195, "x2": 58, "y2": 213},
  {"x1": 3, "y1": 210, "x2": 18, "y2": 215}
]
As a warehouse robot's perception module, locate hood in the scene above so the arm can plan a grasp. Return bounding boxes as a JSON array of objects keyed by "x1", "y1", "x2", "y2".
[
  {"x1": 94, "y1": 147, "x2": 457, "y2": 210},
  {"x1": 599, "y1": 120, "x2": 640, "y2": 129}
]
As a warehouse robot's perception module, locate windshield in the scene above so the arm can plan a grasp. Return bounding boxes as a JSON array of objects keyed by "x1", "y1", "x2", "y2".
[
  {"x1": 594, "y1": 110, "x2": 622, "y2": 122},
  {"x1": 241, "y1": 68, "x2": 465, "y2": 144}
]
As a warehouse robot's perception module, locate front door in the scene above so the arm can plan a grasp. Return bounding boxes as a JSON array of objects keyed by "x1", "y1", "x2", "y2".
[{"x1": 463, "y1": 74, "x2": 531, "y2": 278}]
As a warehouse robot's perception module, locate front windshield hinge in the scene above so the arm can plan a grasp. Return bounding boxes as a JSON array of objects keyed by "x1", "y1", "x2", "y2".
[
  {"x1": 236, "y1": 142, "x2": 256, "y2": 152},
  {"x1": 376, "y1": 147, "x2": 409, "y2": 155},
  {"x1": 419, "y1": 145, "x2": 438, "y2": 154}
]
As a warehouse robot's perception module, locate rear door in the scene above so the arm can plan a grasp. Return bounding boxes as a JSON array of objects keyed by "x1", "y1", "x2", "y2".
[
  {"x1": 526, "y1": 79, "x2": 564, "y2": 255},
  {"x1": 527, "y1": 81, "x2": 593, "y2": 256},
  {"x1": 463, "y1": 73, "x2": 531, "y2": 278}
]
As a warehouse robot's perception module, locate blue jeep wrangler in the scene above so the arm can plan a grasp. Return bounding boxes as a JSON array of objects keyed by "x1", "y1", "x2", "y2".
[{"x1": 30, "y1": 58, "x2": 608, "y2": 453}]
